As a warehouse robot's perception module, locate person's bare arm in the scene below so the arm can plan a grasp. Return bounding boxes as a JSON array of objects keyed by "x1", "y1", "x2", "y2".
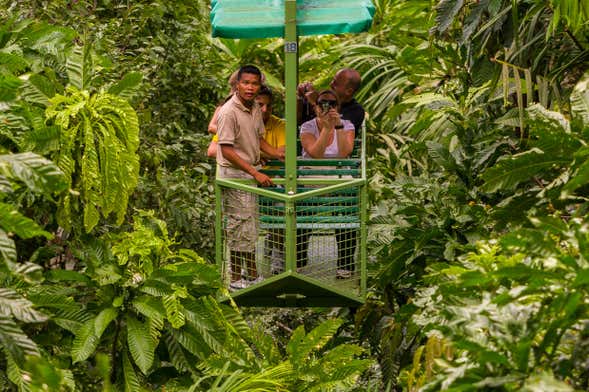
[
  {"x1": 220, "y1": 144, "x2": 273, "y2": 186},
  {"x1": 336, "y1": 129, "x2": 355, "y2": 158},
  {"x1": 301, "y1": 128, "x2": 331, "y2": 158},
  {"x1": 207, "y1": 140, "x2": 217, "y2": 158},
  {"x1": 208, "y1": 106, "x2": 223, "y2": 135},
  {"x1": 260, "y1": 139, "x2": 285, "y2": 161}
]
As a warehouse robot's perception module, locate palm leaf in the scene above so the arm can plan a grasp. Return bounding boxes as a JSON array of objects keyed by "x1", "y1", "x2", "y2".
[{"x1": 126, "y1": 315, "x2": 156, "y2": 375}]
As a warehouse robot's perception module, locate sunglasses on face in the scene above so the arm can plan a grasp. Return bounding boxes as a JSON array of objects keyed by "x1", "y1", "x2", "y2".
[{"x1": 317, "y1": 99, "x2": 338, "y2": 111}]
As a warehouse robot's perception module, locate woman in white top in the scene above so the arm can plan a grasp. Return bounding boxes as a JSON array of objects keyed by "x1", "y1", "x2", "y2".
[
  {"x1": 300, "y1": 89, "x2": 355, "y2": 158},
  {"x1": 297, "y1": 89, "x2": 357, "y2": 278}
]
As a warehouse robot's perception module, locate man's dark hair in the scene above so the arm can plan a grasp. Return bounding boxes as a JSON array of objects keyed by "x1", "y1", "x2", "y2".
[
  {"x1": 257, "y1": 85, "x2": 273, "y2": 103},
  {"x1": 237, "y1": 65, "x2": 262, "y2": 81}
]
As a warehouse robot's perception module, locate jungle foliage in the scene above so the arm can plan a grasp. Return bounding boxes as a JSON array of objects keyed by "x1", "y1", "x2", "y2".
[{"x1": 0, "y1": 0, "x2": 589, "y2": 391}]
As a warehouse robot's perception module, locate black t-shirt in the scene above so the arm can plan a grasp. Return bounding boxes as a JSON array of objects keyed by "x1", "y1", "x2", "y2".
[
  {"x1": 340, "y1": 99, "x2": 365, "y2": 132},
  {"x1": 299, "y1": 98, "x2": 365, "y2": 131}
]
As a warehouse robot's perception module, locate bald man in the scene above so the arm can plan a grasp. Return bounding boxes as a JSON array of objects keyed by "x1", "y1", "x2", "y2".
[{"x1": 297, "y1": 68, "x2": 365, "y2": 131}]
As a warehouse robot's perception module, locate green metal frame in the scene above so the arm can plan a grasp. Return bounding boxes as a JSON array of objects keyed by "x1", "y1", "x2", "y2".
[{"x1": 214, "y1": 0, "x2": 369, "y2": 307}]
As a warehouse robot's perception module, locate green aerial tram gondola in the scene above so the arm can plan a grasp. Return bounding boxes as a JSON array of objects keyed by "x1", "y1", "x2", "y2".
[{"x1": 211, "y1": 0, "x2": 374, "y2": 307}]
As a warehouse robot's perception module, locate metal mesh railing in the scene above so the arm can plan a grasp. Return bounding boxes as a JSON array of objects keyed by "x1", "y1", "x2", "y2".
[{"x1": 216, "y1": 180, "x2": 362, "y2": 295}]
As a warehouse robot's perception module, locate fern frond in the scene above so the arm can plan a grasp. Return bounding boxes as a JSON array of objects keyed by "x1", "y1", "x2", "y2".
[{"x1": 126, "y1": 315, "x2": 156, "y2": 375}]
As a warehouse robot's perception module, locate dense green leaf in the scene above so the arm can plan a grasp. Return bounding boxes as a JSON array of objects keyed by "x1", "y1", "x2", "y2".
[{"x1": 126, "y1": 315, "x2": 156, "y2": 375}]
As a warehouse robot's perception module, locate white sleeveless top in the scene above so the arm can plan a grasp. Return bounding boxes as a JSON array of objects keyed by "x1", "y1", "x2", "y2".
[{"x1": 299, "y1": 118, "x2": 354, "y2": 158}]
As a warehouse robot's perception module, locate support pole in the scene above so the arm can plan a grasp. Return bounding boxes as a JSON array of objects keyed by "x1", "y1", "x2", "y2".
[{"x1": 284, "y1": 0, "x2": 298, "y2": 272}]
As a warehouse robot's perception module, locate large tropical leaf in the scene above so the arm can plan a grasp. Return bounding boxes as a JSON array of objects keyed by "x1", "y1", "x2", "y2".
[
  {"x1": 0, "y1": 202, "x2": 51, "y2": 240},
  {"x1": 0, "y1": 288, "x2": 48, "y2": 323},
  {"x1": 286, "y1": 318, "x2": 343, "y2": 366},
  {"x1": 126, "y1": 315, "x2": 156, "y2": 375},
  {"x1": 108, "y1": 72, "x2": 143, "y2": 101},
  {"x1": 431, "y1": 0, "x2": 465, "y2": 35},
  {"x1": 570, "y1": 71, "x2": 589, "y2": 125},
  {"x1": 0, "y1": 152, "x2": 66, "y2": 194},
  {"x1": 0, "y1": 316, "x2": 39, "y2": 366},
  {"x1": 0, "y1": 228, "x2": 16, "y2": 270},
  {"x1": 71, "y1": 307, "x2": 118, "y2": 363},
  {"x1": 122, "y1": 349, "x2": 142, "y2": 392}
]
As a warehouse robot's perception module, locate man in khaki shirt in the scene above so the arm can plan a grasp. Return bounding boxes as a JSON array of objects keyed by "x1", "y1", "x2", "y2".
[{"x1": 216, "y1": 65, "x2": 284, "y2": 290}]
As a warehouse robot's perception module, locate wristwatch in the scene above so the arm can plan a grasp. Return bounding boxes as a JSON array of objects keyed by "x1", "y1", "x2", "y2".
[{"x1": 335, "y1": 124, "x2": 344, "y2": 129}]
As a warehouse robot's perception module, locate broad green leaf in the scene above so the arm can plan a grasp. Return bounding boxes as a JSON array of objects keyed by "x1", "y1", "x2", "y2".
[
  {"x1": 163, "y1": 294, "x2": 185, "y2": 329},
  {"x1": 571, "y1": 71, "x2": 589, "y2": 125},
  {"x1": 481, "y1": 148, "x2": 569, "y2": 192},
  {"x1": 0, "y1": 202, "x2": 52, "y2": 240},
  {"x1": 20, "y1": 73, "x2": 56, "y2": 106},
  {"x1": 0, "y1": 228, "x2": 16, "y2": 270},
  {"x1": 0, "y1": 288, "x2": 48, "y2": 323},
  {"x1": 108, "y1": 72, "x2": 142, "y2": 100},
  {"x1": 0, "y1": 74, "x2": 23, "y2": 101},
  {"x1": 126, "y1": 315, "x2": 156, "y2": 375},
  {"x1": 432, "y1": 0, "x2": 465, "y2": 34},
  {"x1": 287, "y1": 319, "x2": 343, "y2": 366},
  {"x1": 0, "y1": 316, "x2": 39, "y2": 366},
  {"x1": 122, "y1": 349, "x2": 141, "y2": 392},
  {"x1": 0, "y1": 152, "x2": 67, "y2": 194},
  {"x1": 71, "y1": 318, "x2": 100, "y2": 363}
]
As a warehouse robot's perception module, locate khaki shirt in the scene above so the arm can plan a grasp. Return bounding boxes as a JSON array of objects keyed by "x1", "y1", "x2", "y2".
[{"x1": 216, "y1": 93, "x2": 265, "y2": 169}]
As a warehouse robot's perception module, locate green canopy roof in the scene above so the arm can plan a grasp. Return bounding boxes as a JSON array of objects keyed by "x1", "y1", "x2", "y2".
[{"x1": 210, "y1": 0, "x2": 375, "y2": 39}]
